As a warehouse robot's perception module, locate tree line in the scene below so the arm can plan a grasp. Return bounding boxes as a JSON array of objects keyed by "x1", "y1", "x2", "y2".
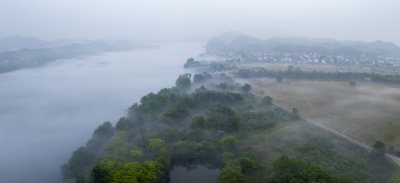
[{"x1": 236, "y1": 66, "x2": 400, "y2": 84}]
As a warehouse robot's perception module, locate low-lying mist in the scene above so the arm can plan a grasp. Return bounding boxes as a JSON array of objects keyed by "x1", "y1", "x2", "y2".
[
  {"x1": 0, "y1": 42, "x2": 204, "y2": 183},
  {"x1": 249, "y1": 79, "x2": 400, "y2": 148}
]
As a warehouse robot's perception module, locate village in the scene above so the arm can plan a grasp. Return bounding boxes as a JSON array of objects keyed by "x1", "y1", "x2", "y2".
[{"x1": 213, "y1": 50, "x2": 400, "y2": 68}]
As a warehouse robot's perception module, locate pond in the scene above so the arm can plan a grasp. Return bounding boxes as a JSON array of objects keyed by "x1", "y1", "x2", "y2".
[{"x1": 170, "y1": 165, "x2": 221, "y2": 183}]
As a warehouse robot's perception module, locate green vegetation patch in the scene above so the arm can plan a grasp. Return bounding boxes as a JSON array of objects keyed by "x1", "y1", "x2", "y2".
[{"x1": 62, "y1": 74, "x2": 400, "y2": 183}]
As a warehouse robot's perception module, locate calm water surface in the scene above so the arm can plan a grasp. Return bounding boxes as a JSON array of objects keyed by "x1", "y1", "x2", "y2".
[{"x1": 170, "y1": 166, "x2": 220, "y2": 183}]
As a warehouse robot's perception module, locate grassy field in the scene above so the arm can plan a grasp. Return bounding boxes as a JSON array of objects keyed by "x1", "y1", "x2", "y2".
[{"x1": 244, "y1": 79, "x2": 400, "y2": 150}]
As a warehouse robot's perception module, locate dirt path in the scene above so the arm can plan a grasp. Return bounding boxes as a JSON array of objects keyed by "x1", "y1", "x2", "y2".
[{"x1": 272, "y1": 100, "x2": 400, "y2": 166}]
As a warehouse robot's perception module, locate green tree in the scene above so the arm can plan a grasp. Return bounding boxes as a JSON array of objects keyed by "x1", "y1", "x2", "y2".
[
  {"x1": 218, "y1": 161, "x2": 246, "y2": 183},
  {"x1": 242, "y1": 84, "x2": 251, "y2": 93},
  {"x1": 92, "y1": 160, "x2": 163, "y2": 183},
  {"x1": 103, "y1": 132, "x2": 142, "y2": 162},
  {"x1": 332, "y1": 174, "x2": 356, "y2": 183},
  {"x1": 190, "y1": 116, "x2": 207, "y2": 129},
  {"x1": 349, "y1": 81, "x2": 356, "y2": 87},
  {"x1": 222, "y1": 152, "x2": 235, "y2": 163},
  {"x1": 224, "y1": 115, "x2": 240, "y2": 132},
  {"x1": 93, "y1": 121, "x2": 114, "y2": 137},
  {"x1": 262, "y1": 96, "x2": 272, "y2": 105},
  {"x1": 176, "y1": 73, "x2": 192, "y2": 89},
  {"x1": 171, "y1": 141, "x2": 199, "y2": 161},
  {"x1": 184, "y1": 58, "x2": 201, "y2": 68},
  {"x1": 193, "y1": 74, "x2": 205, "y2": 83},
  {"x1": 186, "y1": 58, "x2": 194, "y2": 64},
  {"x1": 219, "y1": 135, "x2": 238, "y2": 149},
  {"x1": 272, "y1": 155, "x2": 331, "y2": 183},
  {"x1": 237, "y1": 157, "x2": 255, "y2": 174},
  {"x1": 112, "y1": 161, "x2": 162, "y2": 183},
  {"x1": 373, "y1": 140, "x2": 386, "y2": 155},
  {"x1": 92, "y1": 160, "x2": 116, "y2": 183},
  {"x1": 292, "y1": 107, "x2": 299, "y2": 118},
  {"x1": 147, "y1": 139, "x2": 165, "y2": 152},
  {"x1": 272, "y1": 156, "x2": 354, "y2": 183},
  {"x1": 61, "y1": 146, "x2": 94, "y2": 181},
  {"x1": 156, "y1": 152, "x2": 171, "y2": 173},
  {"x1": 86, "y1": 121, "x2": 114, "y2": 153}
]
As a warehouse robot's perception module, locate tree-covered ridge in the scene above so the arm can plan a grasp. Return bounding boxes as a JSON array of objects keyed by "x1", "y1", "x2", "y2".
[
  {"x1": 62, "y1": 74, "x2": 399, "y2": 183},
  {"x1": 183, "y1": 58, "x2": 237, "y2": 72}
]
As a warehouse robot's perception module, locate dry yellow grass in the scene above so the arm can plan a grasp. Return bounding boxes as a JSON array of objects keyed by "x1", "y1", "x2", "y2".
[{"x1": 243, "y1": 78, "x2": 400, "y2": 148}]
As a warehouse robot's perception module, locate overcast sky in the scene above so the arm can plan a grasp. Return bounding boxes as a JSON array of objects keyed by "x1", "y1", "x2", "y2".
[{"x1": 1, "y1": 0, "x2": 399, "y2": 44}]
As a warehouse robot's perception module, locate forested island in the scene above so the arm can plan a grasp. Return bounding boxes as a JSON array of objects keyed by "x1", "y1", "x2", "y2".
[{"x1": 62, "y1": 61, "x2": 400, "y2": 182}]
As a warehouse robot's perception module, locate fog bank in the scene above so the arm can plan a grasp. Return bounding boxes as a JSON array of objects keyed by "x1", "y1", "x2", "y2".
[
  {"x1": 0, "y1": 42, "x2": 204, "y2": 183},
  {"x1": 1, "y1": 0, "x2": 399, "y2": 44}
]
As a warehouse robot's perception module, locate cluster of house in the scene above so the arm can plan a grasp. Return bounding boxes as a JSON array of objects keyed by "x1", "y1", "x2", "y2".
[{"x1": 212, "y1": 51, "x2": 400, "y2": 68}]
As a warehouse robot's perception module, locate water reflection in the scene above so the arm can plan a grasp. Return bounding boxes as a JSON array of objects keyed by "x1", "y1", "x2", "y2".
[{"x1": 170, "y1": 165, "x2": 220, "y2": 183}]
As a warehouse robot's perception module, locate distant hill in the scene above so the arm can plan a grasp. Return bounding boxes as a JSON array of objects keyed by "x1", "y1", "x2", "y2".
[
  {"x1": 0, "y1": 36, "x2": 48, "y2": 52},
  {"x1": 206, "y1": 32, "x2": 400, "y2": 58},
  {"x1": 0, "y1": 37, "x2": 141, "y2": 73}
]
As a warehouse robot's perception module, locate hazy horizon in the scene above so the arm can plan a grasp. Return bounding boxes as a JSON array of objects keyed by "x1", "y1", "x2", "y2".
[
  {"x1": 1, "y1": 0, "x2": 399, "y2": 45},
  {"x1": 1, "y1": 1, "x2": 400, "y2": 182}
]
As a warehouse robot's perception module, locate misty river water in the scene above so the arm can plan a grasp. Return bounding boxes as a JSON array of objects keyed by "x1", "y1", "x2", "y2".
[
  {"x1": 0, "y1": 42, "x2": 204, "y2": 183},
  {"x1": 170, "y1": 166, "x2": 220, "y2": 183}
]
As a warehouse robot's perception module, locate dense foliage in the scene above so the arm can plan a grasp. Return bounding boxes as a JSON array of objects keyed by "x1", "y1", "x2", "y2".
[
  {"x1": 271, "y1": 156, "x2": 355, "y2": 183},
  {"x1": 62, "y1": 74, "x2": 400, "y2": 183}
]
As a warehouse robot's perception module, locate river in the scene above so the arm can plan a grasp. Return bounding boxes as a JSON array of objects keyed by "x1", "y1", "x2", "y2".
[{"x1": 0, "y1": 42, "x2": 204, "y2": 183}]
